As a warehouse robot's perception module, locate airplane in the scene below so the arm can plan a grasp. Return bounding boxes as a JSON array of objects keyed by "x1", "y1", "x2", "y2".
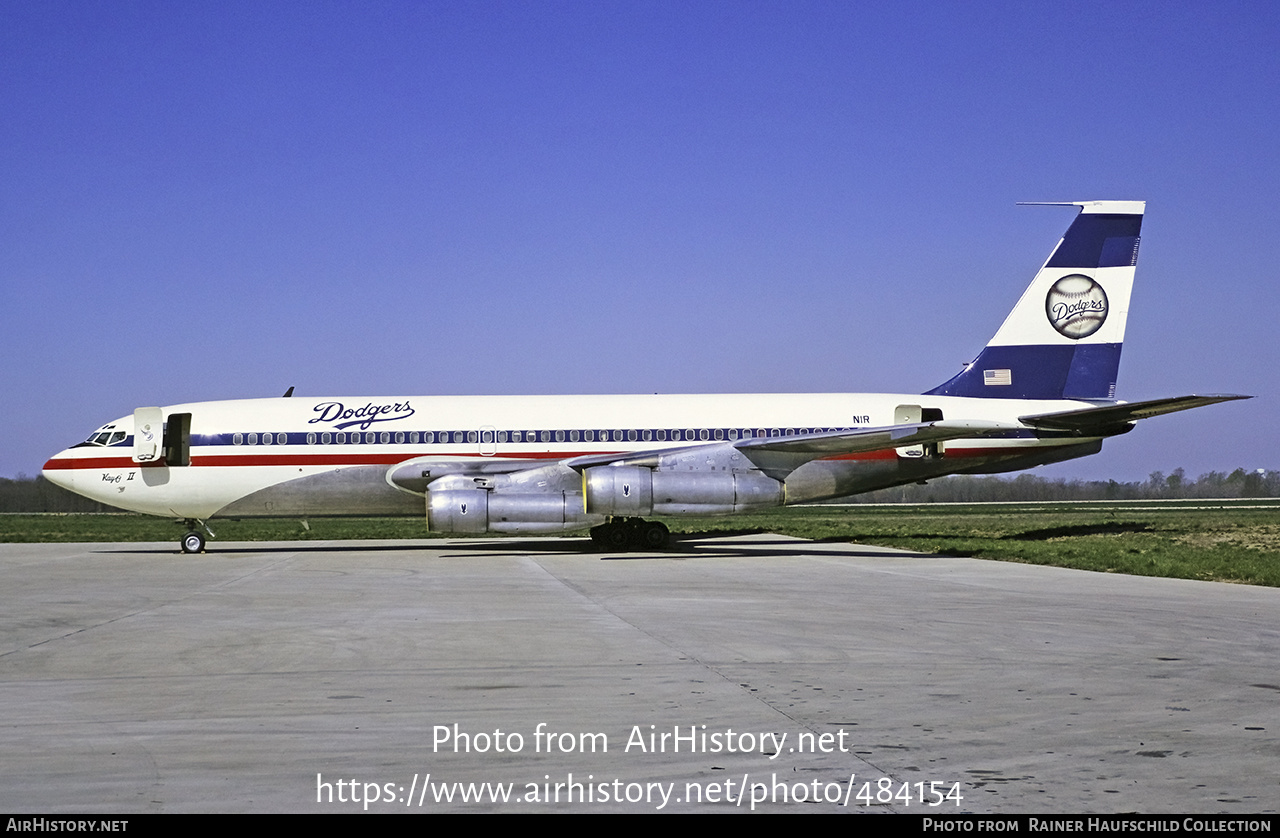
[{"x1": 42, "y1": 200, "x2": 1247, "y2": 554}]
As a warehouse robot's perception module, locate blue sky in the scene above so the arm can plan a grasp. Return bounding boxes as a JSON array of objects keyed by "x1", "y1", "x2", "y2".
[{"x1": 2, "y1": 1, "x2": 1275, "y2": 482}]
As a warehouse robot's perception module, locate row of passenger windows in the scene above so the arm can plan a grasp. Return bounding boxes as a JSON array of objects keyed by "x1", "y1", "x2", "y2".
[{"x1": 229, "y1": 427, "x2": 851, "y2": 446}]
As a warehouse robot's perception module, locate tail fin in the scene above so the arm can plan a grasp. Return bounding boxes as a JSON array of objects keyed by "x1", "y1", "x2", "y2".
[{"x1": 925, "y1": 200, "x2": 1144, "y2": 401}]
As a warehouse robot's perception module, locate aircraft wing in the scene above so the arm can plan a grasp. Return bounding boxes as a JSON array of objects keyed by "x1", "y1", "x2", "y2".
[
  {"x1": 388, "y1": 457, "x2": 552, "y2": 494},
  {"x1": 734, "y1": 420, "x2": 1013, "y2": 455},
  {"x1": 564, "y1": 420, "x2": 1017, "y2": 481},
  {"x1": 733, "y1": 420, "x2": 1016, "y2": 480},
  {"x1": 1019, "y1": 394, "x2": 1251, "y2": 434}
]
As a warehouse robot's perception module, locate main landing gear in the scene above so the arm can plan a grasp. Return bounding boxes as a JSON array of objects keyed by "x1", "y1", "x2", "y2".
[
  {"x1": 589, "y1": 518, "x2": 671, "y2": 551},
  {"x1": 179, "y1": 519, "x2": 213, "y2": 554}
]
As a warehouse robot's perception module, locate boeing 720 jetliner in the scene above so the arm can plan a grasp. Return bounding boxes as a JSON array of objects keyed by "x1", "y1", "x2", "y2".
[{"x1": 43, "y1": 201, "x2": 1246, "y2": 552}]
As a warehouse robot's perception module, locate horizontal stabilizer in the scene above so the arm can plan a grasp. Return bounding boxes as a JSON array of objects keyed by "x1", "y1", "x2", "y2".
[{"x1": 1019, "y1": 394, "x2": 1251, "y2": 433}]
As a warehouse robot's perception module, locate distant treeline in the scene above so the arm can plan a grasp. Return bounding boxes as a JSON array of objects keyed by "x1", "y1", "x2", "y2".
[
  {"x1": 847, "y1": 467, "x2": 1276, "y2": 504},
  {"x1": 0, "y1": 476, "x2": 118, "y2": 513},
  {"x1": 2, "y1": 468, "x2": 1274, "y2": 514}
]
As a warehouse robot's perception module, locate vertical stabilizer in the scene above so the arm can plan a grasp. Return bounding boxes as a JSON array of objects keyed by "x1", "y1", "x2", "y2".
[{"x1": 925, "y1": 201, "x2": 1144, "y2": 400}]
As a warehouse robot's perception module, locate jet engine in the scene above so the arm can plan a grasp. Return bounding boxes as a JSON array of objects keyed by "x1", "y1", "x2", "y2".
[
  {"x1": 582, "y1": 466, "x2": 783, "y2": 516},
  {"x1": 426, "y1": 489, "x2": 597, "y2": 534}
]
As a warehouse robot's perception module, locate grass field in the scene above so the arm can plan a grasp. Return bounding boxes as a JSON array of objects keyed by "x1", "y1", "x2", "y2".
[
  {"x1": 2, "y1": 498, "x2": 1278, "y2": 587},
  {"x1": 674, "y1": 499, "x2": 1280, "y2": 587}
]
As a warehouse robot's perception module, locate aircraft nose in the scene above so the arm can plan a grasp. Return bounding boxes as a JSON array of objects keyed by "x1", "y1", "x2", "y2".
[{"x1": 41, "y1": 452, "x2": 77, "y2": 493}]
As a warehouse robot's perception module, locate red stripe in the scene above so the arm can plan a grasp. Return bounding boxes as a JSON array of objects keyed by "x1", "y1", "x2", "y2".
[
  {"x1": 820, "y1": 450, "x2": 898, "y2": 461},
  {"x1": 42, "y1": 450, "x2": 618, "y2": 470},
  {"x1": 43, "y1": 456, "x2": 135, "y2": 470}
]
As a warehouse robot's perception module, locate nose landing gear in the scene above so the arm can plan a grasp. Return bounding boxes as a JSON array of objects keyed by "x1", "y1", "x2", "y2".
[{"x1": 178, "y1": 519, "x2": 214, "y2": 554}]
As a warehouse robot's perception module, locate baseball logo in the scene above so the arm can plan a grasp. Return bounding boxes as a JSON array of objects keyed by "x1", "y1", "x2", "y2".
[{"x1": 1045, "y1": 274, "x2": 1108, "y2": 339}]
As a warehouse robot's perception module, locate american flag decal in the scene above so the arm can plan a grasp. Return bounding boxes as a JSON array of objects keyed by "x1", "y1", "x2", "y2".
[{"x1": 984, "y1": 369, "x2": 1012, "y2": 386}]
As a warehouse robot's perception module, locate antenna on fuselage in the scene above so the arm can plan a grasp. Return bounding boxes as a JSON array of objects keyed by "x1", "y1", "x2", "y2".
[{"x1": 282, "y1": 386, "x2": 294, "y2": 398}]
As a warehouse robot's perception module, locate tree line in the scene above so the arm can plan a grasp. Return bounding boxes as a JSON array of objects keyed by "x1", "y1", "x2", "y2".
[
  {"x1": 848, "y1": 467, "x2": 1276, "y2": 504},
  {"x1": 0, "y1": 476, "x2": 117, "y2": 513},
  {"x1": 2, "y1": 467, "x2": 1274, "y2": 514}
]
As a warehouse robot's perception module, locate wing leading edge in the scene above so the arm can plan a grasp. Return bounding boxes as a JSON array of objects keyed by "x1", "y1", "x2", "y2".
[{"x1": 565, "y1": 420, "x2": 1018, "y2": 482}]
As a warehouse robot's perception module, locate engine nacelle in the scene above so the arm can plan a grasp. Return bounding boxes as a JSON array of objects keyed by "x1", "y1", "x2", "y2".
[
  {"x1": 426, "y1": 489, "x2": 598, "y2": 534},
  {"x1": 583, "y1": 466, "x2": 783, "y2": 516}
]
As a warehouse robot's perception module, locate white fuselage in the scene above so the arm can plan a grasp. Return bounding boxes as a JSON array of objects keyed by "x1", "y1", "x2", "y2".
[{"x1": 42, "y1": 392, "x2": 1101, "y2": 523}]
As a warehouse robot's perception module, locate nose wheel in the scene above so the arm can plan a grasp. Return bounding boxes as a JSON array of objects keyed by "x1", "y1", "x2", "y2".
[{"x1": 178, "y1": 519, "x2": 213, "y2": 553}]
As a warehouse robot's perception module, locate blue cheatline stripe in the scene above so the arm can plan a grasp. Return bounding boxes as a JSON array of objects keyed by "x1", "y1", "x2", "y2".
[
  {"x1": 924, "y1": 344, "x2": 1123, "y2": 400},
  {"x1": 1046, "y1": 214, "x2": 1143, "y2": 269},
  {"x1": 74, "y1": 426, "x2": 881, "y2": 452}
]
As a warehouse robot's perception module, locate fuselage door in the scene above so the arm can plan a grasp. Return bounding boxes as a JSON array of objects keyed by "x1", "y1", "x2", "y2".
[
  {"x1": 133, "y1": 407, "x2": 163, "y2": 463},
  {"x1": 165, "y1": 413, "x2": 192, "y2": 466}
]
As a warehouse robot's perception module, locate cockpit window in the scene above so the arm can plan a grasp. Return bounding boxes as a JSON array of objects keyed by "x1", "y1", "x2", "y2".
[{"x1": 82, "y1": 424, "x2": 128, "y2": 446}]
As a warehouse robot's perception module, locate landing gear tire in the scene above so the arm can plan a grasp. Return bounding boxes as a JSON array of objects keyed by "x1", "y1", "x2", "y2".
[
  {"x1": 590, "y1": 519, "x2": 670, "y2": 552},
  {"x1": 604, "y1": 524, "x2": 630, "y2": 550},
  {"x1": 639, "y1": 521, "x2": 670, "y2": 549},
  {"x1": 590, "y1": 521, "x2": 630, "y2": 551},
  {"x1": 181, "y1": 531, "x2": 206, "y2": 554}
]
